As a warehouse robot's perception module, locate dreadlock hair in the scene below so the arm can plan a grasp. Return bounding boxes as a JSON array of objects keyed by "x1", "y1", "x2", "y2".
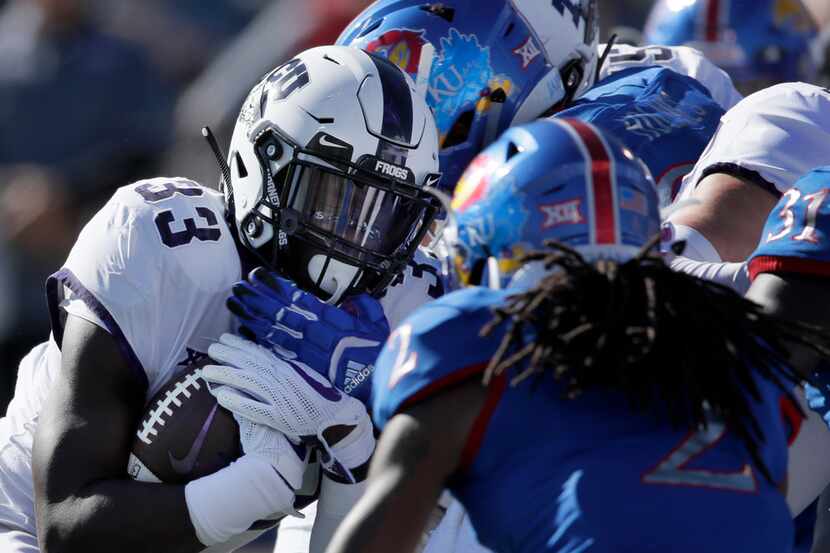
[{"x1": 481, "y1": 236, "x2": 830, "y2": 484}]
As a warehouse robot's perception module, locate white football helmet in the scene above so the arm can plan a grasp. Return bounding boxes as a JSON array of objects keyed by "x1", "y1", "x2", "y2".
[{"x1": 226, "y1": 46, "x2": 441, "y2": 303}]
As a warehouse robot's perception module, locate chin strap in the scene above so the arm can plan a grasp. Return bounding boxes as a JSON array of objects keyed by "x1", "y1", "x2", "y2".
[
  {"x1": 595, "y1": 34, "x2": 619, "y2": 83},
  {"x1": 203, "y1": 126, "x2": 244, "y2": 249}
]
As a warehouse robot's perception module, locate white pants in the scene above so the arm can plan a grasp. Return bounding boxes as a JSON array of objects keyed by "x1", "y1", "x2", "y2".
[
  {"x1": 271, "y1": 499, "x2": 493, "y2": 553},
  {"x1": 273, "y1": 503, "x2": 314, "y2": 553}
]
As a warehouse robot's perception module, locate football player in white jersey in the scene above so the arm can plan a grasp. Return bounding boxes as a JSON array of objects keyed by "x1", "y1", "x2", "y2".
[
  {"x1": 0, "y1": 45, "x2": 443, "y2": 553},
  {"x1": 666, "y1": 82, "x2": 830, "y2": 287},
  {"x1": 664, "y1": 82, "x2": 830, "y2": 519}
]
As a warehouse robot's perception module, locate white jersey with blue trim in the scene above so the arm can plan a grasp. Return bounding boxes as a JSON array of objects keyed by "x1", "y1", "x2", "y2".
[
  {"x1": 0, "y1": 178, "x2": 240, "y2": 547},
  {"x1": 676, "y1": 82, "x2": 830, "y2": 201},
  {"x1": 50, "y1": 177, "x2": 241, "y2": 396},
  {"x1": 599, "y1": 43, "x2": 743, "y2": 110},
  {"x1": 0, "y1": 177, "x2": 445, "y2": 550}
]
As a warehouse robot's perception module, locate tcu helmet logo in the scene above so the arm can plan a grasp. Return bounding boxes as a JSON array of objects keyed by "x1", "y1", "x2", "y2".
[{"x1": 267, "y1": 58, "x2": 310, "y2": 102}]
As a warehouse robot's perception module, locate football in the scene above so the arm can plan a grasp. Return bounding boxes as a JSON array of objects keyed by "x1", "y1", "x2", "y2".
[{"x1": 127, "y1": 357, "x2": 241, "y2": 484}]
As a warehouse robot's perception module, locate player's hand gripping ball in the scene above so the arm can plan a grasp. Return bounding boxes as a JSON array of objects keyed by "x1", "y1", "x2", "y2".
[{"x1": 228, "y1": 268, "x2": 390, "y2": 405}]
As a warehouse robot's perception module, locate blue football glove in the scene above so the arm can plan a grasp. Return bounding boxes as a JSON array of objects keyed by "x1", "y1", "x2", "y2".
[{"x1": 228, "y1": 267, "x2": 390, "y2": 406}]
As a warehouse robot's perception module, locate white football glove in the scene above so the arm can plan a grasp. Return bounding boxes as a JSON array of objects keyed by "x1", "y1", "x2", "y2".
[
  {"x1": 235, "y1": 411, "x2": 309, "y2": 493},
  {"x1": 204, "y1": 333, "x2": 373, "y2": 483},
  {"x1": 185, "y1": 416, "x2": 308, "y2": 546}
]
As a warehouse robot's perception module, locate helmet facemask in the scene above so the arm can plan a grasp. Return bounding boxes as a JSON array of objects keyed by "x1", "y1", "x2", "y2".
[{"x1": 240, "y1": 127, "x2": 440, "y2": 304}]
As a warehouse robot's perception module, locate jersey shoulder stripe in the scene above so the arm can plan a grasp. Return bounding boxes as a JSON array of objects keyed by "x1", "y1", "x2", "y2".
[{"x1": 372, "y1": 287, "x2": 510, "y2": 428}]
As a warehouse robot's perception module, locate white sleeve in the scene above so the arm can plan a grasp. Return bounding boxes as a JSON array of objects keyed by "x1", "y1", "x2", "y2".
[
  {"x1": 379, "y1": 248, "x2": 446, "y2": 330},
  {"x1": 308, "y1": 477, "x2": 367, "y2": 553},
  {"x1": 599, "y1": 44, "x2": 743, "y2": 109},
  {"x1": 667, "y1": 256, "x2": 751, "y2": 294},
  {"x1": 675, "y1": 83, "x2": 830, "y2": 201},
  {"x1": 46, "y1": 178, "x2": 240, "y2": 393}
]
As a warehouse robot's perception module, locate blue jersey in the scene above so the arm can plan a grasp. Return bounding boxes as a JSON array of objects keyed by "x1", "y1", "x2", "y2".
[
  {"x1": 555, "y1": 66, "x2": 724, "y2": 207},
  {"x1": 750, "y1": 167, "x2": 830, "y2": 432},
  {"x1": 374, "y1": 287, "x2": 794, "y2": 553},
  {"x1": 750, "y1": 166, "x2": 830, "y2": 281}
]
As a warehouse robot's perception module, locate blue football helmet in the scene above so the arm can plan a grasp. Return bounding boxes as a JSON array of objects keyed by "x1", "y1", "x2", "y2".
[
  {"x1": 644, "y1": 0, "x2": 818, "y2": 94},
  {"x1": 337, "y1": 0, "x2": 600, "y2": 192},
  {"x1": 451, "y1": 118, "x2": 660, "y2": 289}
]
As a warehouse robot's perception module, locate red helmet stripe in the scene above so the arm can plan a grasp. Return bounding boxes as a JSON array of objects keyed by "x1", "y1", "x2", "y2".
[
  {"x1": 559, "y1": 119, "x2": 618, "y2": 245},
  {"x1": 704, "y1": 0, "x2": 721, "y2": 42}
]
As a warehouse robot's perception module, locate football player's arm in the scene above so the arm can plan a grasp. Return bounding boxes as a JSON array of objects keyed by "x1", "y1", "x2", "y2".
[
  {"x1": 326, "y1": 379, "x2": 487, "y2": 553},
  {"x1": 669, "y1": 172, "x2": 779, "y2": 262},
  {"x1": 747, "y1": 272, "x2": 830, "y2": 516},
  {"x1": 746, "y1": 272, "x2": 830, "y2": 377},
  {"x1": 32, "y1": 314, "x2": 204, "y2": 553}
]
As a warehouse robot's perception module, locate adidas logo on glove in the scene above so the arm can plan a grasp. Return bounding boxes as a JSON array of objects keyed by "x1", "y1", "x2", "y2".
[{"x1": 344, "y1": 360, "x2": 374, "y2": 395}]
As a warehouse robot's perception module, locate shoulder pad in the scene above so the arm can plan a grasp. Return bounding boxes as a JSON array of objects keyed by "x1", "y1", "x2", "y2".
[
  {"x1": 561, "y1": 66, "x2": 723, "y2": 206},
  {"x1": 372, "y1": 287, "x2": 510, "y2": 428}
]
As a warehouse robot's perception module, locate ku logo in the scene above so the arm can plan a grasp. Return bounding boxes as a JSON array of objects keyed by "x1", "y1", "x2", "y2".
[
  {"x1": 540, "y1": 199, "x2": 583, "y2": 229},
  {"x1": 774, "y1": 0, "x2": 815, "y2": 32},
  {"x1": 364, "y1": 29, "x2": 429, "y2": 75},
  {"x1": 452, "y1": 153, "x2": 499, "y2": 212},
  {"x1": 427, "y1": 29, "x2": 494, "y2": 136}
]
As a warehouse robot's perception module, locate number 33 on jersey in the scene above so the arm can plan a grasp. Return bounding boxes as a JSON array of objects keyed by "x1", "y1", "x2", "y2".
[
  {"x1": 47, "y1": 177, "x2": 240, "y2": 397},
  {"x1": 750, "y1": 166, "x2": 830, "y2": 281}
]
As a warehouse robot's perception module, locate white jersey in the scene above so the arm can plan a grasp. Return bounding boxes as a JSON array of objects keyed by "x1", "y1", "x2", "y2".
[
  {"x1": 599, "y1": 43, "x2": 743, "y2": 110},
  {"x1": 0, "y1": 177, "x2": 445, "y2": 550},
  {"x1": 0, "y1": 177, "x2": 240, "y2": 544},
  {"x1": 676, "y1": 82, "x2": 830, "y2": 201}
]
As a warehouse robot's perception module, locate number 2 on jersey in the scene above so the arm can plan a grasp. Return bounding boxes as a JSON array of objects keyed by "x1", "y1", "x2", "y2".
[
  {"x1": 643, "y1": 422, "x2": 756, "y2": 492},
  {"x1": 767, "y1": 187, "x2": 830, "y2": 244}
]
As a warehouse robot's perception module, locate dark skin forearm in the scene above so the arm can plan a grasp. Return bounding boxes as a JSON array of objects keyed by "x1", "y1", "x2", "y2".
[
  {"x1": 327, "y1": 378, "x2": 488, "y2": 553},
  {"x1": 33, "y1": 315, "x2": 203, "y2": 553},
  {"x1": 746, "y1": 272, "x2": 830, "y2": 378}
]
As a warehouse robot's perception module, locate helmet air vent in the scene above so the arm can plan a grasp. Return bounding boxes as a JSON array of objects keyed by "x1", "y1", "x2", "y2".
[
  {"x1": 420, "y1": 4, "x2": 455, "y2": 23},
  {"x1": 506, "y1": 142, "x2": 521, "y2": 161},
  {"x1": 235, "y1": 151, "x2": 248, "y2": 178},
  {"x1": 357, "y1": 18, "x2": 383, "y2": 38}
]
